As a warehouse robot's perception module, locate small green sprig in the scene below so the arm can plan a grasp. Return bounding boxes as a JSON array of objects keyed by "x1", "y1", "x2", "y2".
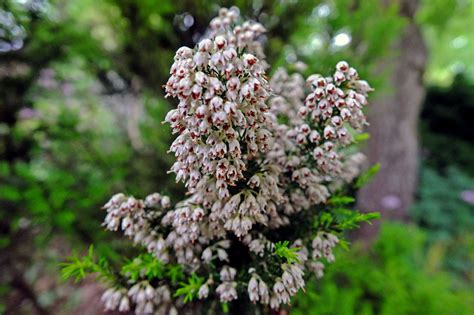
[
  {"x1": 354, "y1": 132, "x2": 370, "y2": 143},
  {"x1": 174, "y1": 273, "x2": 205, "y2": 303},
  {"x1": 60, "y1": 245, "x2": 116, "y2": 283},
  {"x1": 317, "y1": 207, "x2": 380, "y2": 231},
  {"x1": 167, "y1": 264, "x2": 185, "y2": 285},
  {"x1": 121, "y1": 253, "x2": 164, "y2": 281},
  {"x1": 318, "y1": 194, "x2": 380, "y2": 232},
  {"x1": 334, "y1": 209, "x2": 380, "y2": 230},
  {"x1": 328, "y1": 195, "x2": 355, "y2": 206},
  {"x1": 355, "y1": 163, "x2": 381, "y2": 188},
  {"x1": 274, "y1": 241, "x2": 300, "y2": 264}
]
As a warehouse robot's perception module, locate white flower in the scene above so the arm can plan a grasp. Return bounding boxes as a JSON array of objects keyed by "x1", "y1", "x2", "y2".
[
  {"x1": 198, "y1": 284, "x2": 209, "y2": 299},
  {"x1": 202, "y1": 247, "x2": 212, "y2": 262},
  {"x1": 243, "y1": 53, "x2": 257, "y2": 67},
  {"x1": 118, "y1": 296, "x2": 130, "y2": 312},
  {"x1": 248, "y1": 277, "x2": 259, "y2": 302},
  {"x1": 216, "y1": 282, "x2": 238, "y2": 302},
  {"x1": 220, "y1": 266, "x2": 236, "y2": 281},
  {"x1": 215, "y1": 35, "x2": 227, "y2": 49},
  {"x1": 217, "y1": 248, "x2": 229, "y2": 261}
]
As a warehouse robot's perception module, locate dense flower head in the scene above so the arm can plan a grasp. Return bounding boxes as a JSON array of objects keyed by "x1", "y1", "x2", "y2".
[
  {"x1": 163, "y1": 6, "x2": 282, "y2": 241},
  {"x1": 266, "y1": 62, "x2": 373, "y2": 215},
  {"x1": 99, "y1": 7, "x2": 374, "y2": 314}
]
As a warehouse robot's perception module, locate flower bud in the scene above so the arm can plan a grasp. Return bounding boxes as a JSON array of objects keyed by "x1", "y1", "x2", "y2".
[
  {"x1": 198, "y1": 284, "x2": 210, "y2": 299},
  {"x1": 215, "y1": 35, "x2": 227, "y2": 49},
  {"x1": 336, "y1": 61, "x2": 349, "y2": 72}
]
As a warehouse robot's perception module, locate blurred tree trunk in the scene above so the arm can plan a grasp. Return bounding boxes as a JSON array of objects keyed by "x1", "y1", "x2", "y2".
[{"x1": 356, "y1": 0, "x2": 428, "y2": 241}]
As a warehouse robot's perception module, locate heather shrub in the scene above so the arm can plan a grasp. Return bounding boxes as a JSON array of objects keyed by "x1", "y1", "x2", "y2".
[{"x1": 62, "y1": 7, "x2": 378, "y2": 314}]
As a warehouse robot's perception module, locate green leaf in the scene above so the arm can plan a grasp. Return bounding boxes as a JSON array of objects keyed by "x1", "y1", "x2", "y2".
[
  {"x1": 174, "y1": 273, "x2": 204, "y2": 303},
  {"x1": 356, "y1": 163, "x2": 381, "y2": 188},
  {"x1": 221, "y1": 302, "x2": 229, "y2": 313},
  {"x1": 317, "y1": 212, "x2": 334, "y2": 229},
  {"x1": 274, "y1": 241, "x2": 300, "y2": 264},
  {"x1": 354, "y1": 132, "x2": 370, "y2": 143},
  {"x1": 339, "y1": 239, "x2": 351, "y2": 251},
  {"x1": 60, "y1": 245, "x2": 115, "y2": 283},
  {"x1": 167, "y1": 264, "x2": 184, "y2": 285},
  {"x1": 329, "y1": 196, "x2": 355, "y2": 206},
  {"x1": 334, "y1": 209, "x2": 381, "y2": 230},
  {"x1": 121, "y1": 253, "x2": 164, "y2": 281}
]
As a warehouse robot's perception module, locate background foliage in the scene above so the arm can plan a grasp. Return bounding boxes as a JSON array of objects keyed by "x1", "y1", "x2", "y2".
[{"x1": 293, "y1": 223, "x2": 472, "y2": 315}]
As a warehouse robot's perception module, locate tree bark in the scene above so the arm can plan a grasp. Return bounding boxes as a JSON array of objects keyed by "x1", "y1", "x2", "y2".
[{"x1": 356, "y1": 0, "x2": 428, "y2": 241}]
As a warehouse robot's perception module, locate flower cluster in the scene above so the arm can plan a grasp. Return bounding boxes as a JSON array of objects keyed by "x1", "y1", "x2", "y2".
[
  {"x1": 271, "y1": 263, "x2": 305, "y2": 307},
  {"x1": 267, "y1": 62, "x2": 373, "y2": 215},
  {"x1": 102, "y1": 192, "x2": 171, "y2": 261},
  {"x1": 97, "y1": 7, "x2": 375, "y2": 314},
  {"x1": 164, "y1": 9, "x2": 271, "y2": 194},
  {"x1": 163, "y1": 7, "x2": 283, "y2": 240},
  {"x1": 216, "y1": 266, "x2": 238, "y2": 302},
  {"x1": 101, "y1": 283, "x2": 177, "y2": 314},
  {"x1": 248, "y1": 271, "x2": 270, "y2": 304}
]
